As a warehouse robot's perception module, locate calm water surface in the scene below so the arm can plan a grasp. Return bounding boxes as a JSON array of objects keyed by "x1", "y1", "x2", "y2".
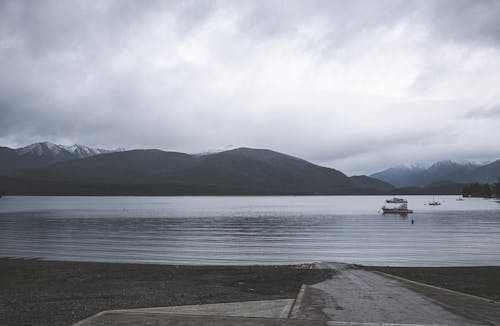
[{"x1": 1, "y1": 195, "x2": 499, "y2": 266}]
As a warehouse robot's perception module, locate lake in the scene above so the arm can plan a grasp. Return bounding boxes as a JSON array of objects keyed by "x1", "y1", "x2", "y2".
[{"x1": 1, "y1": 195, "x2": 499, "y2": 266}]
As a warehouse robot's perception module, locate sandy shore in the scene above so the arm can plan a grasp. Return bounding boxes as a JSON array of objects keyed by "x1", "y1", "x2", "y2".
[{"x1": 1, "y1": 259, "x2": 499, "y2": 326}]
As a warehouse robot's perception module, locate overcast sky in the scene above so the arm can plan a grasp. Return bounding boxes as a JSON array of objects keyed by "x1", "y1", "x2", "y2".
[{"x1": 1, "y1": 0, "x2": 500, "y2": 175}]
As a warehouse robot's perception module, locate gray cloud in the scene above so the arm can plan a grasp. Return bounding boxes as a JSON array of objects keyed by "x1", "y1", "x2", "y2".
[
  {"x1": 463, "y1": 101, "x2": 500, "y2": 119},
  {"x1": 425, "y1": 0, "x2": 500, "y2": 46},
  {"x1": 1, "y1": 0, "x2": 500, "y2": 175}
]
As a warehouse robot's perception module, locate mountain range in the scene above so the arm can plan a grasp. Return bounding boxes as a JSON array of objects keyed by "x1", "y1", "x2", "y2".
[
  {"x1": 0, "y1": 142, "x2": 121, "y2": 169},
  {"x1": 371, "y1": 160, "x2": 500, "y2": 187},
  {"x1": 1, "y1": 142, "x2": 499, "y2": 195},
  {"x1": 0, "y1": 142, "x2": 392, "y2": 195}
]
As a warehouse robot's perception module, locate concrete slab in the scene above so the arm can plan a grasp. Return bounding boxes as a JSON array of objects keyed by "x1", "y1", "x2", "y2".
[
  {"x1": 374, "y1": 270, "x2": 500, "y2": 325},
  {"x1": 108, "y1": 299, "x2": 293, "y2": 318},
  {"x1": 73, "y1": 299, "x2": 296, "y2": 326},
  {"x1": 74, "y1": 312, "x2": 328, "y2": 326},
  {"x1": 73, "y1": 311, "x2": 437, "y2": 326},
  {"x1": 301, "y1": 262, "x2": 499, "y2": 325}
]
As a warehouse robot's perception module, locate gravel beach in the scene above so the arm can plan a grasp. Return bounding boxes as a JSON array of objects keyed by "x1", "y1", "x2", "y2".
[
  {"x1": 2, "y1": 259, "x2": 499, "y2": 326},
  {"x1": 0, "y1": 259, "x2": 332, "y2": 326}
]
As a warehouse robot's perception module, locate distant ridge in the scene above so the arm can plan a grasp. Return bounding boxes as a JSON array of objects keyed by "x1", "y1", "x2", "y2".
[
  {"x1": 371, "y1": 160, "x2": 500, "y2": 187},
  {"x1": 0, "y1": 144, "x2": 393, "y2": 195},
  {"x1": 0, "y1": 142, "x2": 122, "y2": 169}
]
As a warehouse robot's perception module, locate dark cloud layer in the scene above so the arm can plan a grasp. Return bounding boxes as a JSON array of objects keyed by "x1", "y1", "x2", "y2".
[{"x1": 1, "y1": 0, "x2": 500, "y2": 174}]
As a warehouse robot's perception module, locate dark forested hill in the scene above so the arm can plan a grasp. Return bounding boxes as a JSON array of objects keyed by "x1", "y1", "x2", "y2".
[
  {"x1": 0, "y1": 147, "x2": 393, "y2": 195},
  {"x1": 371, "y1": 160, "x2": 500, "y2": 187}
]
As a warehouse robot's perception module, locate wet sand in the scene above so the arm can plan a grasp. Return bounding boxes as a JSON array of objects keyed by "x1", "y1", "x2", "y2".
[{"x1": 0, "y1": 259, "x2": 332, "y2": 326}]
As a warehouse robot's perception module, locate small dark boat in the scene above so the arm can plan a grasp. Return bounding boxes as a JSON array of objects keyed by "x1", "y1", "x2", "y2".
[
  {"x1": 382, "y1": 203, "x2": 413, "y2": 214},
  {"x1": 386, "y1": 197, "x2": 407, "y2": 203}
]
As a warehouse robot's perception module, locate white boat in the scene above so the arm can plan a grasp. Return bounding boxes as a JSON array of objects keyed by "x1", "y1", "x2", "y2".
[
  {"x1": 382, "y1": 203, "x2": 413, "y2": 214},
  {"x1": 385, "y1": 197, "x2": 407, "y2": 203},
  {"x1": 428, "y1": 196, "x2": 441, "y2": 206}
]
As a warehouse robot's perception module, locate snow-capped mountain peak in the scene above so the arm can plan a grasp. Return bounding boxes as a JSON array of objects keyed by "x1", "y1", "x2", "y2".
[
  {"x1": 371, "y1": 159, "x2": 489, "y2": 187},
  {"x1": 64, "y1": 144, "x2": 114, "y2": 158},
  {"x1": 16, "y1": 142, "x2": 63, "y2": 156},
  {"x1": 194, "y1": 145, "x2": 237, "y2": 156},
  {"x1": 428, "y1": 160, "x2": 482, "y2": 170},
  {"x1": 15, "y1": 142, "x2": 122, "y2": 159}
]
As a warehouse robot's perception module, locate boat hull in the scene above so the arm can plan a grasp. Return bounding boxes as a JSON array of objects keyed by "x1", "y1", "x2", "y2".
[
  {"x1": 385, "y1": 197, "x2": 407, "y2": 204},
  {"x1": 382, "y1": 208, "x2": 413, "y2": 214}
]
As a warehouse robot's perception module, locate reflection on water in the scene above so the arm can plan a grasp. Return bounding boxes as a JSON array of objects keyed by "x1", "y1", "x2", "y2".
[{"x1": 1, "y1": 195, "x2": 500, "y2": 266}]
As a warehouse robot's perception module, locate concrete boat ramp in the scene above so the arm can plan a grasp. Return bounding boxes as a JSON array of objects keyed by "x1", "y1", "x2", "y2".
[{"x1": 73, "y1": 262, "x2": 500, "y2": 326}]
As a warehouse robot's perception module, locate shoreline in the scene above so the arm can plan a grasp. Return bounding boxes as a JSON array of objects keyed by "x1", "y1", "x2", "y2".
[
  {"x1": 1, "y1": 193, "x2": 470, "y2": 197},
  {"x1": 3, "y1": 256, "x2": 500, "y2": 268},
  {"x1": 2, "y1": 259, "x2": 500, "y2": 326}
]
